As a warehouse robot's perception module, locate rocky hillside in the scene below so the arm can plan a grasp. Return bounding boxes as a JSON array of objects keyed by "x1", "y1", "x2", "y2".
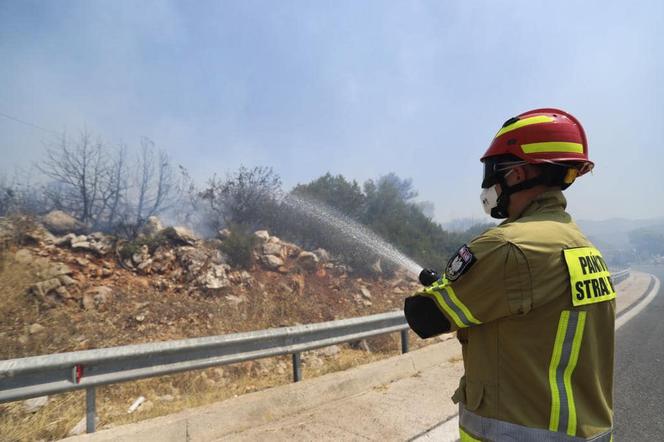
[{"x1": 0, "y1": 212, "x2": 421, "y2": 360}]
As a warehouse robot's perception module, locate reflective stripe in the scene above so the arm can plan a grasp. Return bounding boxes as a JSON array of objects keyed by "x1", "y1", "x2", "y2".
[
  {"x1": 460, "y1": 427, "x2": 481, "y2": 441},
  {"x1": 460, "y1": 405, "x2": 612, "y2": 441},
  {"x1": 521, "y1": 142, "x2": 584, "y2": 154},
  {"x1": 423, "y1": 282, "x2": 481, "y2": 328},
  {"x1": 495, "y1": 115, "x2": 554, "y2": 138},
  {"x1": 549, "y1": 310, "x2": 587, "y2": 435}
]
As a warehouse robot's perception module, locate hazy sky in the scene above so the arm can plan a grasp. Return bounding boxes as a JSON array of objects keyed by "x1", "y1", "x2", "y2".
[{"x1": 1, "y1": 1, "x2": 662, "y2": 223}]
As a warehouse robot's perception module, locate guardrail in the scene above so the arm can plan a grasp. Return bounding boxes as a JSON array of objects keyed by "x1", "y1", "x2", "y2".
[
  {"x1": 0, "y1": 269, "x2": 631, "y2": 435},
  {"x1": 0, "y1": 310, "x2": 410, "y2": 434}
]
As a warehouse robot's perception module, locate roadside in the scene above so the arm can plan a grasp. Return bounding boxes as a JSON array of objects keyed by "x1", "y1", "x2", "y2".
[{"x1": 64, "y1": 271, "x2": 654, "y2": 441}]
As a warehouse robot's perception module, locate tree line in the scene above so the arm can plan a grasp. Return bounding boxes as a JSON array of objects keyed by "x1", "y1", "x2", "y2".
[{"x1": 1, "y1": 130, "x2": 492, "y2": 273}]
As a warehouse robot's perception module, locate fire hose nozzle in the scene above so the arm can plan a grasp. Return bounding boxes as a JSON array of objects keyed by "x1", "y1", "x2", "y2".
[{"x1": 419, "y1": 268, "x2": 441, "y2": 286}]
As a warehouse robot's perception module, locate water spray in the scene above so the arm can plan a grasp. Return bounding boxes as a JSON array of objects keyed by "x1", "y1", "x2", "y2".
[{"x1": 277, "y1": 192, "x2": 443, "y2": 288}]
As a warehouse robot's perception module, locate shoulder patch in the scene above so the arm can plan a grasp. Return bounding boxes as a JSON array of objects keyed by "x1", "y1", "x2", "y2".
[{"x1": 445, "y1": 244, "x2": 476, "y2": 282}]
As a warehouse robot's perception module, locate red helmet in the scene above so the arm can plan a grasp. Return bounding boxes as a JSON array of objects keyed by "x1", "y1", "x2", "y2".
[{"x1": 481, "y1": 108, "x2": 594, "y2": 175}]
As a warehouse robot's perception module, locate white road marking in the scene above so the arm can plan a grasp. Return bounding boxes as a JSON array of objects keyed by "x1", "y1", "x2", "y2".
[{"x1": 616, "y1": 275, "x2": 660, "y2": 330}]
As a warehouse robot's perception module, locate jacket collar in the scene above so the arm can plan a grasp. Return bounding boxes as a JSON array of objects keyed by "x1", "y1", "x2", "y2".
[{"x1": 507, "y1": 190, "x2": 568, "y2": 222}]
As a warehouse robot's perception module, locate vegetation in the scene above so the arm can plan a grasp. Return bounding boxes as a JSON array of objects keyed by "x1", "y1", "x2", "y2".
[{"x1": 219, "y1": 225, "x2": 259, "y2": 269}]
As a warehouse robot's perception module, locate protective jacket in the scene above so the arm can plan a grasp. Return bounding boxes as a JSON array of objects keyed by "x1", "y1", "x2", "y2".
[{"x1": 405, "y1": 191, "x2": 615, "y2": 441}]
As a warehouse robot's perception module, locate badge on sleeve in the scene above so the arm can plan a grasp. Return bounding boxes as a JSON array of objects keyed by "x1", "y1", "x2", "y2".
[{"x1": 445, "y1": 244, "x2": 476, "y2": 282}]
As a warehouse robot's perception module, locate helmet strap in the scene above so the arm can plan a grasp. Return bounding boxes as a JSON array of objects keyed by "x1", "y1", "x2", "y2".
[{"x1": 490, "y1": 174, "x2": 544, "y2": 219}]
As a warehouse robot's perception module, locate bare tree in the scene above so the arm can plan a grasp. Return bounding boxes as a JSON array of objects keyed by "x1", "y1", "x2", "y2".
[
  {"x1": 39, "y1": 131, "x2": 180, "y2": 236},
  {"x1": 132, "y1": 138, "x2": 178, "y2": 223},
  {"x1": 200, "y1": 166, "x2": 282, "y2": 230},
  {"x1": 40, "y1": 130, "x2": 108, "y2": 226}
]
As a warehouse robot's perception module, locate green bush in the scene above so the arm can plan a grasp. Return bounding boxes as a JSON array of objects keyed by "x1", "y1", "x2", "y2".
[{"x1": 219, "y1": 225, "x2": 258, "y2": 269}]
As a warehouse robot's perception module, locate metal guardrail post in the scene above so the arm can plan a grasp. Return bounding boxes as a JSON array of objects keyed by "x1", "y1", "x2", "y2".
[
  {"x1": 292, "y1": 352, "x2": 302, "y2": 382},
  {"x1": 400, "y1": 329, "x2": 409, "y2": 354},
  {"x1": 86, "y1": 387, "x2": 96, "y2": 433}
]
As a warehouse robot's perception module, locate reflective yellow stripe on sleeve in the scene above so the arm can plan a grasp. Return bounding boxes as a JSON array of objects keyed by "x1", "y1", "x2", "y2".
[
  {"x1": 423, "y1": 280, "x2": 481, "y2": 328},
  {"x1": 548, "y1": 310, "x2": 587, "y2": 436},
  {"x1": 459, "y1": 427, "x2": 481, "y2": 442}
]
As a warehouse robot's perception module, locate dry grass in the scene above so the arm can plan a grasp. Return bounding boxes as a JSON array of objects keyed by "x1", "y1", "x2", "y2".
[
  {"x1": 0, "y1": 345, "x2": 404, "y2": 441},
  {"x1": 0, "y1": 225, "x2": 439, "y2": 441}
]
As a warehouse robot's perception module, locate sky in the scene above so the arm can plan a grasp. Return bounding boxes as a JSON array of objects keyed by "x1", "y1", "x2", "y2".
[{"x1": 1, "y1": 0, "x2": 663, "y2": 223}]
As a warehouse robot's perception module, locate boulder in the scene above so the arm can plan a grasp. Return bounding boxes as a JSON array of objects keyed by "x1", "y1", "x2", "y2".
[
  {"x1": 254, "y1": 230, "x2": 270, "y2": 242},
  {"x1": 23, "y1": 395, "x2": 48, "y2": 413},
  {"x1": 140, "y1": 216, "x2": 163, "y2": 237},
  {"x1": 132, "y1": 245, "x2": 150, "y2": 265},
  {"x1": 29, "y1": 323, "x2": 46, "y2": 335},
  {"x1": 30, "y1": 278, "x2": 62, "y2": 301},
  {"x1": 199, "y1": 264, "x2": 230, "y2": 290},
  {"x1": 14, "y1": 249, "x2": 33, "y2": 265},
  {"x1": 296, "y1": 251, "x2": 319, "y2": 271},
  {"x1": 261, "y1": 255, "x2": 284, "y2": 270},
  {"x1": 68, "y1": 416, "x2": 99, "y2": 436},
  {"x1": 312, "y1": 248, "x2": 331, "y2": 262},
  {"x1": 161, "y1": 226, "x2": 198, "y2": 246},
  {"x1": 42, "y1": 210, "x2": 87, "y2": 235},
  {"x1": 217, "y1": 228, "x2": 231, "y2": 240},
  {"x1": 262, "y1": 242, "x2": 282, "y2": 256},
  {"x1": 83, "y1": 286, "x2": 113, "y2": 310}
]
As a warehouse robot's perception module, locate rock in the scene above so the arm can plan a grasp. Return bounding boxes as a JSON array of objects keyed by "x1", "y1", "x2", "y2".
[
  {"x1": 254, "y1": 230, "x2": 270, "y2": 241},
  {"x1": 54, "y1": 286, "x2": 73, "y2": 299},
  {"x1": 262, "y1": 242, "x2": 282, "y2": 256},
  {"x1": 360, "y1": 286, "x2": 372, "y2": 300},
  {"x1": 82, "y1": 293, "x2": 95, "y2": 310},
  {"x1": 156, "y1": 394, "x2": 175, "y2": 402},
  {"x1": 42, "y1": 262, "x2": 73, "y2": 279},
  {"x1": 15, "y1": 249, "x2": 33, "y2": 264},
  {"x1": 261, "y1": 254, "x2": 284, "y2": 270},
  {"x1": 23, "y1": 395, "x2": 48, "y2": 413},
  {"x1": 82, "y1": 286, "x2": 111, "y2": 310},
  {"x1": 217, "y1": 228, "x2": 231, "y2": 240},
  {"x1": 317, "y1": 345, "x2": 341, "y2": 358},
  {"x1": 18, "y1": 334, "x2": 29, "y2": 345},
  {"x1": 57, "y1": 275, "x2": 78, "y2": 286},
  {"x1": 70, "y1": 240, "x2": 92, "y2": 251},
  {"x1": 54, "y1": 233, "x2": 76, "y2": 247},
  {"x1": 296, "y1": 251, "x2": 319, "y2": 271},
  {"x1": 240, "y1": 271, "x2": 254, "y2": 285},
  {"x1": 132, "y1": 245, "x2": 150, "y2": 265},
  {"x1": 42, "y1": 210, "x2": 87, "y2": 235},
  {"x1": 161, "y1": 226, "x2": 197, "y2": 245},
  {"x1": 68, "y1": 416, "x2": 99, "y2": 436},
  {"x1": 140, "y1": 216, "x2": 163, "y2": 237},
  {"x1": 29, "y1": 323, "x2": 46, "y2": 335},
  {"x1": 200, "y1": 264, "x2": 230, "y2": 290},
  {"x1": 312, "y1": 248, "x2": 331, "y2": 262},
  {"x1": 30, "y1": 278, "x2": 62, "y2": 301}
]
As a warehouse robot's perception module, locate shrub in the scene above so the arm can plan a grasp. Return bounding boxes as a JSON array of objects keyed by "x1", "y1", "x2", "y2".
[{"x1": 219, "y1": 225, "x2": 258, "y2": 269}]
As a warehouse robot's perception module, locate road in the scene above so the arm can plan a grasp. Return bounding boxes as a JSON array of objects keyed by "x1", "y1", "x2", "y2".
[{"x1": 614, "y1": 265, "x2": 664, "y2": 440}]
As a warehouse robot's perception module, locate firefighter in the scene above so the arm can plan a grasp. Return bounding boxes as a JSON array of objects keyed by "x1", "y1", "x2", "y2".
[{"x1": 404, "y1": 109, "x2": 614, "y2": 441}]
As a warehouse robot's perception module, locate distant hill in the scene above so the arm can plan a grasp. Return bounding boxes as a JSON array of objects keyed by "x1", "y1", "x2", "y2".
[{"x1": 577, "y1": 217, "x2": 664, "y2": 250}]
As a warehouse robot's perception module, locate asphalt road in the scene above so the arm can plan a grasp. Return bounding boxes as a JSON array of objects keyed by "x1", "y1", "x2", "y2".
[{"x1": 614, "y1": 265, "x2": 664, "y2": 440}]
